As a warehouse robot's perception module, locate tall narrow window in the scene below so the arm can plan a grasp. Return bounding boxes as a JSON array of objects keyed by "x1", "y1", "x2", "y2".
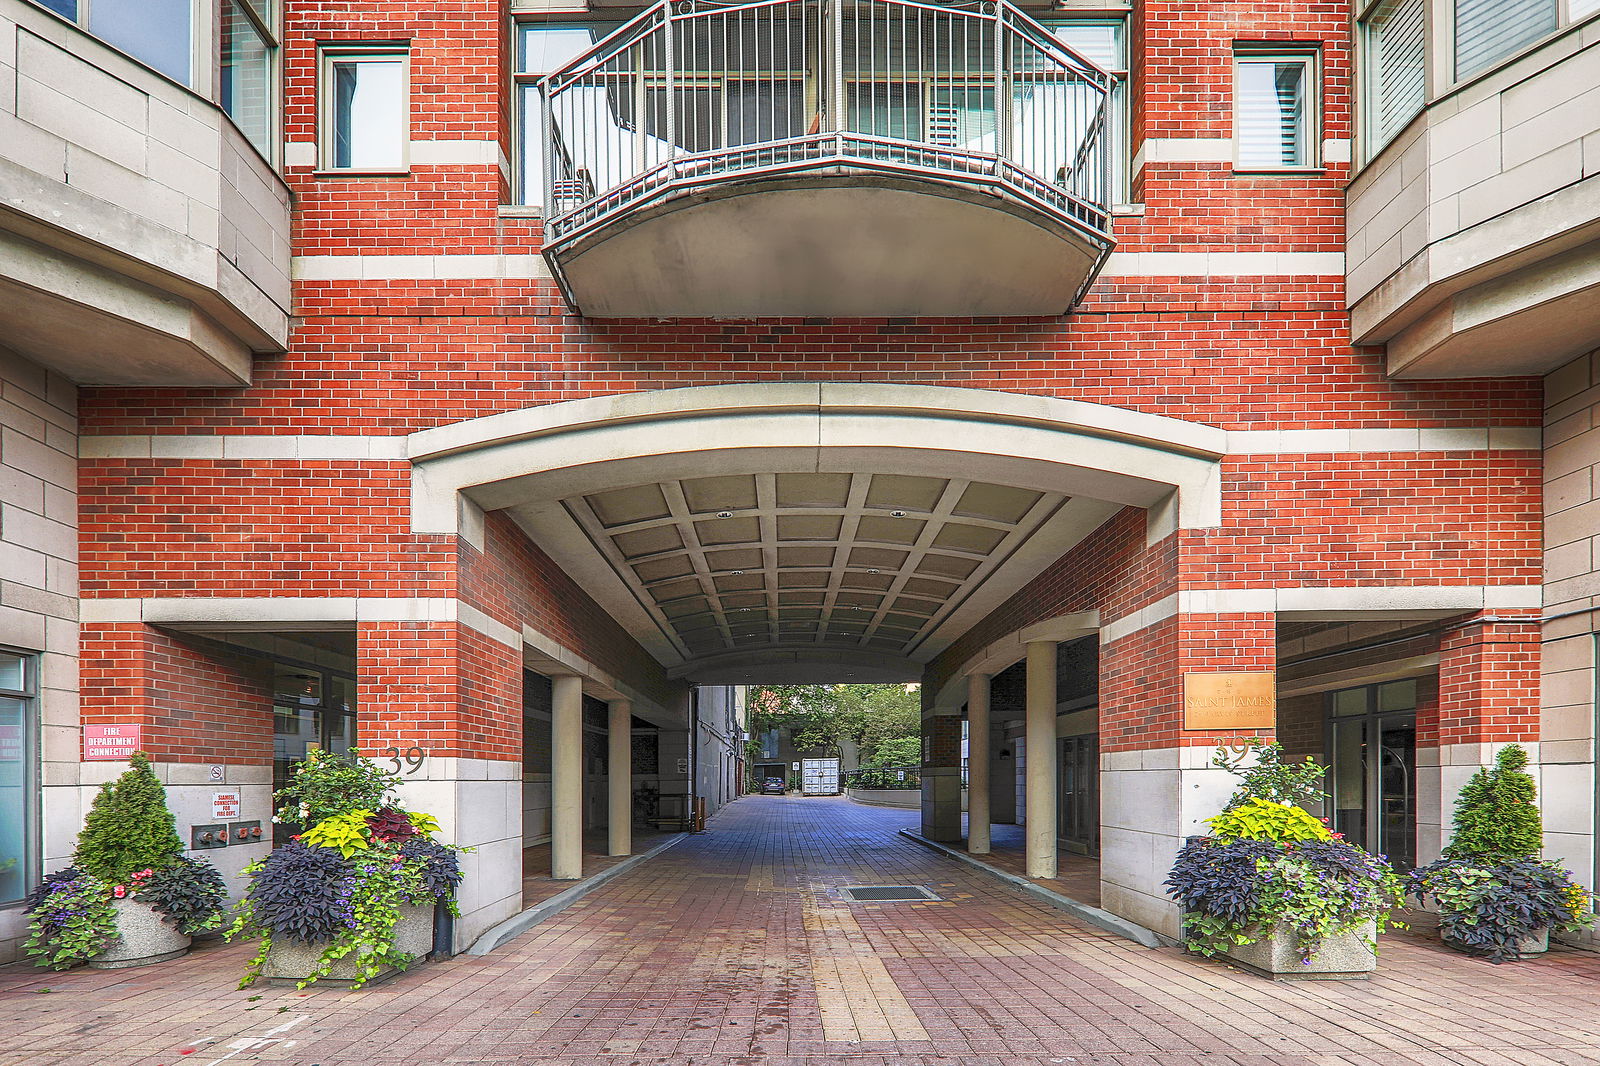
[
  {"x1": 1235, "y1": 50, "x2": 1317, "y2": 169},
  {"x1": 321, "y1": 48, "x2": 408, "y2": 171},
  {"x1": 1454, "y1": 0, "x2": 1557, "y2": 79},
  {"x1": 0, "y1": 650, "x2": 38, "y2": 908},
  {"x1": 513, "y1": 23, "x2": 623, "y2": 206},
  {"x1": 222, "y1": 0, "x2": 277, "y2": 161},
  {"x1": 1044, "y1": 19, "x2": 1130, "y2": 202},
  {"x1": 1361, "y1": 0, "x2": 1426, "y2": 159}
]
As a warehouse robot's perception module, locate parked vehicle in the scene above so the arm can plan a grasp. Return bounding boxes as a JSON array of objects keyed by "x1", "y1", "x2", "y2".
[{"x1": 760, "y1": 777, "x2": 785, "y2": 795}]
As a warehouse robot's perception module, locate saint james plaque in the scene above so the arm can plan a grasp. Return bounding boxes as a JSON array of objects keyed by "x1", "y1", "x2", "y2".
[{"x1": 1182, "y1": 672, "x2": 1276, "y2": 731}]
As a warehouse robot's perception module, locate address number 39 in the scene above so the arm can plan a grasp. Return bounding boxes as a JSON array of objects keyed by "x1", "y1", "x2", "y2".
[{"x1": 383, "y1": 746, "x2": 427, "y2": 775}]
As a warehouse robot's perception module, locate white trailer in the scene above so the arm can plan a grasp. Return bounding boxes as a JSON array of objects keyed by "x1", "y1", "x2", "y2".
[{"x1": 801, "y1": 758, "x2": 840, "y2": 795}]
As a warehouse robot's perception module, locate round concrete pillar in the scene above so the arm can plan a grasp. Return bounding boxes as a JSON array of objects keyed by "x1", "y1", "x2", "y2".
[
  {"x1": 1025, "y1": 640, "x2": 1058, "y2": 879},
  {"x1": 608, "y1": 698, "x2": 632, "y2": 857},
  {"x1": 551, "y1": 675, "x2": 584, "y2": 880},
  {"x1": 967, "y1": 673, "x2": 991, "y2": 855}
]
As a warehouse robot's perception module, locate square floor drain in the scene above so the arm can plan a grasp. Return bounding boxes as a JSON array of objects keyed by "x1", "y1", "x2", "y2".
[{"x1": 841, "y1": 885, "x2": 940, "y2": 902}]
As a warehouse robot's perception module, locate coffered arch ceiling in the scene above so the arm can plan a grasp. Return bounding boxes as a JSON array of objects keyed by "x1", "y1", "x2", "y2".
[{"x1": 407, "y1": 384, "x2": 1227, "y2": 683}]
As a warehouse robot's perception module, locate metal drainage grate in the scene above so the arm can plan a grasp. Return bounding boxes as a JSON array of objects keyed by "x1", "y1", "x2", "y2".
[{"x1": 840, "y1": 885, "x2": 940, "y2": 903}]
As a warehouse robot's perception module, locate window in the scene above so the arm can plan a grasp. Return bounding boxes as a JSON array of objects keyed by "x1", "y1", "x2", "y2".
[
  {"x1": 222, "y1": 0, "x2": 278, "y2": 161},
  {"x1": 320, "y1": 47, "x2": 409, "y2": 172},
  {"x1": 1234, "y1": 50, "x2": 1317, "y2": 169},
  {"x1": 0, "y1": 650, "x2": 38, "y2": 907},
  {"x1": 1361, "y1": 0, "x2": 1426, "y2": 159},
  {"x1": 271, "y1": 661, "x2": 356, "y2": 845},
  {"x1": 24, "y1": 0, "x2": 194, "y2": 85},
  {"x1": 514, "y1": 22, "x2": 624, "y2": 206},
  {"x1": 1045, "y1": 19, "x2": 1130, "y2": 202},
  {"x1": 1454, "y1": 0, "x2": 1557, "y2": 79}
]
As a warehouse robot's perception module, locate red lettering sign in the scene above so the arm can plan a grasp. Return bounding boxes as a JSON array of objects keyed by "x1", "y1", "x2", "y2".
[{"x1": 84, "y1": 724, "x2": 143, "y2": 761}]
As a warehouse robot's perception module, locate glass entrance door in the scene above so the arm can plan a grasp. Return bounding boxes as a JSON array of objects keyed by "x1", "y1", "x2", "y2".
[
  {"x1": 1327, "y1": 680, "x2": 1417, "y2": 869},
  {"x1": 271, "y1": 663, "x2": 357, "y2": 844},
  {"x1": 1059, "y1": 733, "x2": 1098, "y2": 855}
]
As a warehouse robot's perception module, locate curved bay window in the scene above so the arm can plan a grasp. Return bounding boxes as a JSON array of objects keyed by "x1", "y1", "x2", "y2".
[
  {"x1": 1327, "y1": 680, "x2": 1418, "y2": 870},
  {"x1": 271, "y1": 661, "x2": 356, "y2": 844}
]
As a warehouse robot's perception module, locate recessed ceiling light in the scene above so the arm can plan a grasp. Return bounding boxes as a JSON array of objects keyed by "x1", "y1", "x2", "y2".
[
  {"x1": 716, "y1": 510, "x2": 734, "y2": 519},
  {"x1": 867, "y1": 568, "x2": 879, "y2": 574},
  {"x1": 731, "y1": 570, "x2": 744, "y2": 576},
  {"x1": 890, "y1": 510, "x2": 907, "y2": 518}
]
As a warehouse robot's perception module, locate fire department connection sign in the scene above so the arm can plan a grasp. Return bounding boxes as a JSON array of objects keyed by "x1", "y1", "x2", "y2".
[
  {"x1": 83, "y1": 724, "x2": 142, "y2": 760},
  {"x1": 1182, "y1": 672, "x2": 1276, "y2": 731},
  {"x1": 212, "y1": 791, "x2": 242, "y2": 819}
]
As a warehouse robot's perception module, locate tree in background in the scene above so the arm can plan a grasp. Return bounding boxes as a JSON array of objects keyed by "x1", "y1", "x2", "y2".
[{"x1": 748, "y1": 684, "x2": 920, "y2": 765}]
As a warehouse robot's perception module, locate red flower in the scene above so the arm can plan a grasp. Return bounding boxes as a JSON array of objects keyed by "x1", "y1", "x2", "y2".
[{"x1": 113, "y1": 885, "x2": 126, "y2": 898}]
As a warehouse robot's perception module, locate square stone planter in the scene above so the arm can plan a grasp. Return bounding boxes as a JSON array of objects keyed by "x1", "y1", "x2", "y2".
[
  {"x1": 261, "y1": 904, "x2": 436, "y2": 986},
  {"x1": 89, "y1": 897, "x2": 191, "y2": 969},
  {"x1": 1203, "y1": 919, "x2": 1378, "y2": 980}
]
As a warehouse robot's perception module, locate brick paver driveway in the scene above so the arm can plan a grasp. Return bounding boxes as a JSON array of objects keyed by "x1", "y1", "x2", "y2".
[{"x1": 5, "y1": 795, "x2": 1600, "y2": 1065}]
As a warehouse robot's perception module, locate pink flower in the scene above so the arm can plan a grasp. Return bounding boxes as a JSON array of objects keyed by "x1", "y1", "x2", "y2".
[{"x1": 113, "y1": 885, "x2": 126, "y2": 898}]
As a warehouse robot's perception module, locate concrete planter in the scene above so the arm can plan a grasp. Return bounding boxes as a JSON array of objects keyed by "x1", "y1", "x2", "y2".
[
  {"x1": 89, "y1": 897, "x2": 191, "y2": 969},
  {"x1": 261, "y1": 904, "x2": 435, "y2": 986},
  {"x1": 1205, "y1": 919, "x2": 1377, "y2": 980}
]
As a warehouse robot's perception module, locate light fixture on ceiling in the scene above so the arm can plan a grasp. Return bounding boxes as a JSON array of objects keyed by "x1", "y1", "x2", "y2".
[
  {"x1": 716, "y1": 510, "x2": 734, "y2": 518},
  {"x1": 731, "y1": 570, "x2": 744, "y2": 576},
  {"x1": 867, "y1": 568, "x2": 879, "y2": 574},
  {"x1": 890, "y1": 510, "x2": 907, "y2": 518}
]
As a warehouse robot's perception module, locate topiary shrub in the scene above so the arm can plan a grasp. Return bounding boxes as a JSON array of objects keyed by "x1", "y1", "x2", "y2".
[
  {"x1": 1444, "y1": 744, "x2": 1542, "y2": 863},
  {"x1": 74, "y1": 751, "x2": 185, "y2": 883}
]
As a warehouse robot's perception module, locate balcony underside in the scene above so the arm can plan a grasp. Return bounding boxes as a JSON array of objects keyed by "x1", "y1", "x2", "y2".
[{"x1": 544, "y1": 172, "x2": 1113, "y2": 318}]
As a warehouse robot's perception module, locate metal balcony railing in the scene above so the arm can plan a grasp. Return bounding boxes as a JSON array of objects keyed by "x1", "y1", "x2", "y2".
[{"x1": 538, "y1": 0, "x2": 1113, "y2": 250}]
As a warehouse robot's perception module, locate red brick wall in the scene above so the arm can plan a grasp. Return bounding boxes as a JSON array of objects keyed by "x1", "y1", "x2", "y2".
[
  {"x1": 1437, "y1": 615, "x2": 1541, "y2": 747},
  {"x1": 79, "y1": 625, "x2": 274, "y2": 763},
  {"x1": 357, "y1": 621, "x2": 522, "y2": 761}
]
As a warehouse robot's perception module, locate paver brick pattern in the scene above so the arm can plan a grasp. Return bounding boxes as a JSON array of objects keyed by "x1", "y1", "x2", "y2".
[{"x1": 4, "y1": 796, "x2": 1600, "y2": 1066}]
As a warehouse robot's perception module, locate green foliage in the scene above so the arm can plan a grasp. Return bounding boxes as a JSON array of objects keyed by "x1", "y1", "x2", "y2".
[
  {"x1": 273, "y1": 748, "x2": 402, "y2": 827},
  {"x1": 136, "y1": 856, "x2": 228, "y2": 936},
  {"x1": 406, "y1": 811, "x2": 442, "y2": 836},
  {"x1": 1214, "y1": 739, "x2": 1327, "y2": 811},
  {"x1": 74, "y1": 752, "x2": 184, "y2": 883},
  {"x1": 1207, "y1": 798, "x2": 1333, "y2": 844},
  {"x1": 1444, "y1": 744, "x2": 1543, "y2": 863},
  {"x1": 300, "y1": 811, "x2": 375, "y2": 858},
  {"x1": 748, "y1": 684, "x2": 920, "y2": 758},
  {"x1": 230, "y1": 832, "x2": 464, "y2": 991},
  {"x1": 860, "y1": 736, "x2": 921, "y2": 769},
  {"x1": 23, "y1": 872, "x2": 117, "y2": 970}
]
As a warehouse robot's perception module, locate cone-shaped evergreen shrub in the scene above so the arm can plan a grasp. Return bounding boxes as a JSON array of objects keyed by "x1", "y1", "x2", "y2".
[
  {"x1": 1443, "y1": 744, "x2": 1542, "y2": 863},
  {"x1": 74, "y1": 751, "x2": 185, "y2": 883}
]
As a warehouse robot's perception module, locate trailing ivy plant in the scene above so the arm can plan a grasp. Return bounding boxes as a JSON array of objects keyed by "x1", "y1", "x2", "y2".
[
  {"x1": 24, "y1": 753, "x2": 227, "y2": 969},
  {"x1": 228, "y1": 820, "x2": 464, "y2": 990},
  {"x1": 22, "y1": 870, "x2": 117, "y2": 970},
  {"x1": 1167, "y1": 745, "x2": 1404, "y2": 964}
]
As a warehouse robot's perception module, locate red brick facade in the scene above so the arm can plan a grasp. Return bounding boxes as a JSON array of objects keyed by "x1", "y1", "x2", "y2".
[{"x1": 73, "y1": 0, "x2": 1542, "y2": 769}]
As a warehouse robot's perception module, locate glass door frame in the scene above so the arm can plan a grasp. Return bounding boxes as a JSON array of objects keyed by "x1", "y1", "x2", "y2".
[{"x1": 1324, "y1": 679, "x2": 1418, "y2": 869}]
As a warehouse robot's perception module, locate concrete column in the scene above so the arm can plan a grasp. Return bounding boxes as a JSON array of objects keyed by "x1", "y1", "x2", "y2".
[
  {"x1": 1025, "y1": 640, "x2": 1057, "y2": 879},
  {"x1": 967, "y1": 673, "x2": 991, "y2": 854},
  {"x1": 608, "y1": 698, "x2": 632, "y2": 857},
  {"x1": 552, "y1": 674, "x2": 584, "y2": 880}
]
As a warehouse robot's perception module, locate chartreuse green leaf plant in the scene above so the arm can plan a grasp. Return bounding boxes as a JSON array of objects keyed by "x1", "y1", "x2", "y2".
[
  {"x1": 1166, "y1": 744, "x2": 1405, "y2": 965},
  {"x1": 228, "y1": 750, "x2": 467, "y2": 989}
]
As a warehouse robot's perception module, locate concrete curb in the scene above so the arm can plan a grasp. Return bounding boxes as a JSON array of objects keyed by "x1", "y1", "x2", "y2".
[
  {"x1": 897, "y1": 829, "x2": 1170, "y2": 949},
  {"x1": 467, "y1": 833, "x2": 689, "y2": 956}
]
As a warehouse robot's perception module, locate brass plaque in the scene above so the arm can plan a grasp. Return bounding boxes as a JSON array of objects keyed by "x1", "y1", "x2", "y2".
[{"x1": 1183, "y1": 672, "x2": 1276, "y2": 731}]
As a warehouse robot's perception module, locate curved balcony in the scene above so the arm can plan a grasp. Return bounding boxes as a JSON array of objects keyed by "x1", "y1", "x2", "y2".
[{"x1": 538, "y1": 0, "x2": 1115, "y2": 318}]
